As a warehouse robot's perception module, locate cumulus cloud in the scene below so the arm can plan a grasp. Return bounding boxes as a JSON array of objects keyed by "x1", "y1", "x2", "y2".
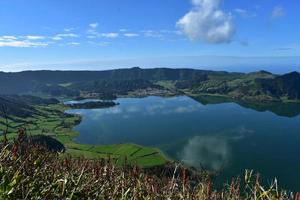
[
  {"x1": 271, "y1": 6, "x2": 285, "y2": 19},
  {"x1": 176, "y1": 0, "x2": 235, "y2": 44}
]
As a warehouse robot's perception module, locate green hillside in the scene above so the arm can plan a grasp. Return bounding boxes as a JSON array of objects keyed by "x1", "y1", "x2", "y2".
[
  {"x1": 1, "y1": 68, "x2": 300, "y2": 102},
  {"x1": 0, "y1": 95, "x2": 167, "y2": 168}
]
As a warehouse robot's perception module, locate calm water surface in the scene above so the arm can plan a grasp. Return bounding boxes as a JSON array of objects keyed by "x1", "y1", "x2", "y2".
[{"x1": 66, "y1": 96, "x2": 300, "y2": 190}]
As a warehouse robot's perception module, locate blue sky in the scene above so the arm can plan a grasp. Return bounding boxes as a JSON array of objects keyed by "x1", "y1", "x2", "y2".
[{"x1": 0, "y1": 0, "x2": 299, "y2": 73}]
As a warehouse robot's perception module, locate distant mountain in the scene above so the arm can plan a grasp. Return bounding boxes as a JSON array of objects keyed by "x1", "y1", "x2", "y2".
[
  {"x1": 0, "y1": 67, "x2": 226, "y2": 95},
  {"x1": 255, "y1": 72, "x2": 300, "y2": 99},
  {"x1": 70, "y1": 79, "x2": 162, "y2": 96},
  {"x1": 0, "y1": 67, "x2": 221, "y2": 94},
  {"x1": 185, "y1": 71, "x2": 300, "y2": 101},
  {"x1": 0, "y1": 67, "x2": 299, "y2": 102}
]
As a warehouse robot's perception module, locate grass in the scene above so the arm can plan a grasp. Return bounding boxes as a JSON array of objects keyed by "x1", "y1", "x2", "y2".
[
  {"x1": 0, "y1": 130, "x2": 299, "y2": 199},
  {"x1": 64, "y1": 143, "x2": 167, "y2": 167},
  {"x1": 155, "y1": 80, "x2": 177, "y2": 90},
  {"x1": 2, "y1": 103, "x2": 168, "y2": 168}
]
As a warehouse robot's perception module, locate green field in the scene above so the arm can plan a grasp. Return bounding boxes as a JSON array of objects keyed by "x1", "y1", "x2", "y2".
[{"x1": 1, "y1": 103, "x2": 168, "y2": 168}]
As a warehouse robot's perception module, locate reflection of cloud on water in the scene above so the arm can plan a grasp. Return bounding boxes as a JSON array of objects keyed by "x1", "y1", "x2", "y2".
[
  {"x1": 68, "y1": 96, "x2": 205, "y2": 120},
  {"x1": 108, "y1": 107, "x2": 122, "y2": 114},
  {"x1": 173, "y1": 104, "x2": 203, "y2": 114},
  {"x1": 87, "y1": 107, "x2": 123, "y2": 120},
  {"x1": 145, "y1": 103, "x2": 203, "y2": 115},
  {"x1": 146, "y1": 104, "x2": 165, "y2": 115},
  {"x1": 127, "y1": 106, "x2": 140, "y2": 113},
  {"x1": 179, "y1": 136, "x2": 230, "y2": 171},
  {"x1": 122, "y1": 114, "x2": 131, "y2": 119},
  {"x1": 231, "y1": 126, "x2": 254, "y2": 141}
]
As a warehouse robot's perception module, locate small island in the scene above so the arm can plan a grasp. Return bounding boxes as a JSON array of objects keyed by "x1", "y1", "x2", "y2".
[{"x1": 68, "y1": 100, "x2": 118, "y2": 109}]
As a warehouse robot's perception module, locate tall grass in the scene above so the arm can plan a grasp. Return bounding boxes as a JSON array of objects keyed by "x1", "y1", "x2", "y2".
[{"x1": 0, "y1": 129, "x2": 299, "y2": 199}]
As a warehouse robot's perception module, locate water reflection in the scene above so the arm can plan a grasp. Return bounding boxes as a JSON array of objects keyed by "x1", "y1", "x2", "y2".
[
  {"x1": 192, "y1": 95, "x2": 300, "y2": 118},
  {"x1": 230, "y1": 126, "x2": 254, "y2": 141},
  {"x1": 180, "y1": 136, "x2": 230, "y2": 171},
  {"x1": 72, "y1": 96, "x2": 204, "y2": 120}
]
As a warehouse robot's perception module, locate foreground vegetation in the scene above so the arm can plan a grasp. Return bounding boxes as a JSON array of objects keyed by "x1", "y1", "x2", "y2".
[{"x1": 0, "y1": 130, "x2": 299, "y2": 199}]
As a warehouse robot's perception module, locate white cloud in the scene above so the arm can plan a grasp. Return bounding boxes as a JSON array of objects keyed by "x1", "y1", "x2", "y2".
[
  {"x1": 89, "y1": 23, "x2": 99, "y2": 29},
  {"x1": 271, "y1": 6, "x2": 285, "y2": 19},
  {"x1": 52, "y1": 36, "x2": 63, "y2": 41},
  {"x1": 119, "y1": 29, "x2": 127, "y2": 32},
  {"x1": 87, "y1": 31, "x2": 119, "y2": 39},
  {"x1": 51, "y1": 33, "x2": 79, "y2": 41},
  {"x1": 101, "y1": 33, "x2": 119, "y2": 38},
  {"x1": 0, "y1": 35, "x2": 48, "y2": 47},
  {"x1": 177, "y1": 0, "x2": 235, "y2": 44},
  {"x1": 25, "y1": 35, "x2": 45, "y2": 40},
  {"x1": 0, "y1": 40, "x2": 48, "y2": 48},
  {"x1": 124, "y1": 33, "x2": 139, "y2": 37},
  {"x1": 0, "y1": 36, "x2": 18, "y2": 41}
]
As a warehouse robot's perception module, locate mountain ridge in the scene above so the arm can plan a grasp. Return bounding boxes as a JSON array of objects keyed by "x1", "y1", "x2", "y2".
[{"x1": 0, "y1": 67, "x2": 299, "y2": 102}]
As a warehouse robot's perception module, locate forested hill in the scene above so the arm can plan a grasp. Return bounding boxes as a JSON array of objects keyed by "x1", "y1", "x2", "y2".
[
  {"x1": 0, "y1": 67, "x2": 220, "y2": 84},
  {"x1": 0, "y1": 95, "x2": 59, "y2": 118},
  {"x1": 0, "y1": 67, "x2": 227, "y2": 95},
  {"x1": 1, "y1": 67, "x2": 300, "y2": 102}
]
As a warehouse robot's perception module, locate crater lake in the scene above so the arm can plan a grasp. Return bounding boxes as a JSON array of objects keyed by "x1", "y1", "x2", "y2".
[{"x1": 66, "y1": 96, "x2": 300, "y2": 190}]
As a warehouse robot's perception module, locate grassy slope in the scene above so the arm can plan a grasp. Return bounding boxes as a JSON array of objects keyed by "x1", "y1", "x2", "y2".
[{"x1": 1, "y1": 103, "x2": 167, "y2": 167}]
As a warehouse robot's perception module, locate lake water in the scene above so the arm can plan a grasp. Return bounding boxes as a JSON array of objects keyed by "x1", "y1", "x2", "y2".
[{"x1": 66, "y1": 96, "x2": 300, "y2": 190}]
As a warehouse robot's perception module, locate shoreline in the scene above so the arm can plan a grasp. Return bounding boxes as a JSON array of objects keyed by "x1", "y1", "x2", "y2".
[{"x1": 61, "y1": 103, "x2": 170, "y2": 168}]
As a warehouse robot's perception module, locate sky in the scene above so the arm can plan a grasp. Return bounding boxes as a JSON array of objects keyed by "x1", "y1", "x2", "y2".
[{"x1": 0, "y1": 0, "x2": 299, "y2": 73}]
